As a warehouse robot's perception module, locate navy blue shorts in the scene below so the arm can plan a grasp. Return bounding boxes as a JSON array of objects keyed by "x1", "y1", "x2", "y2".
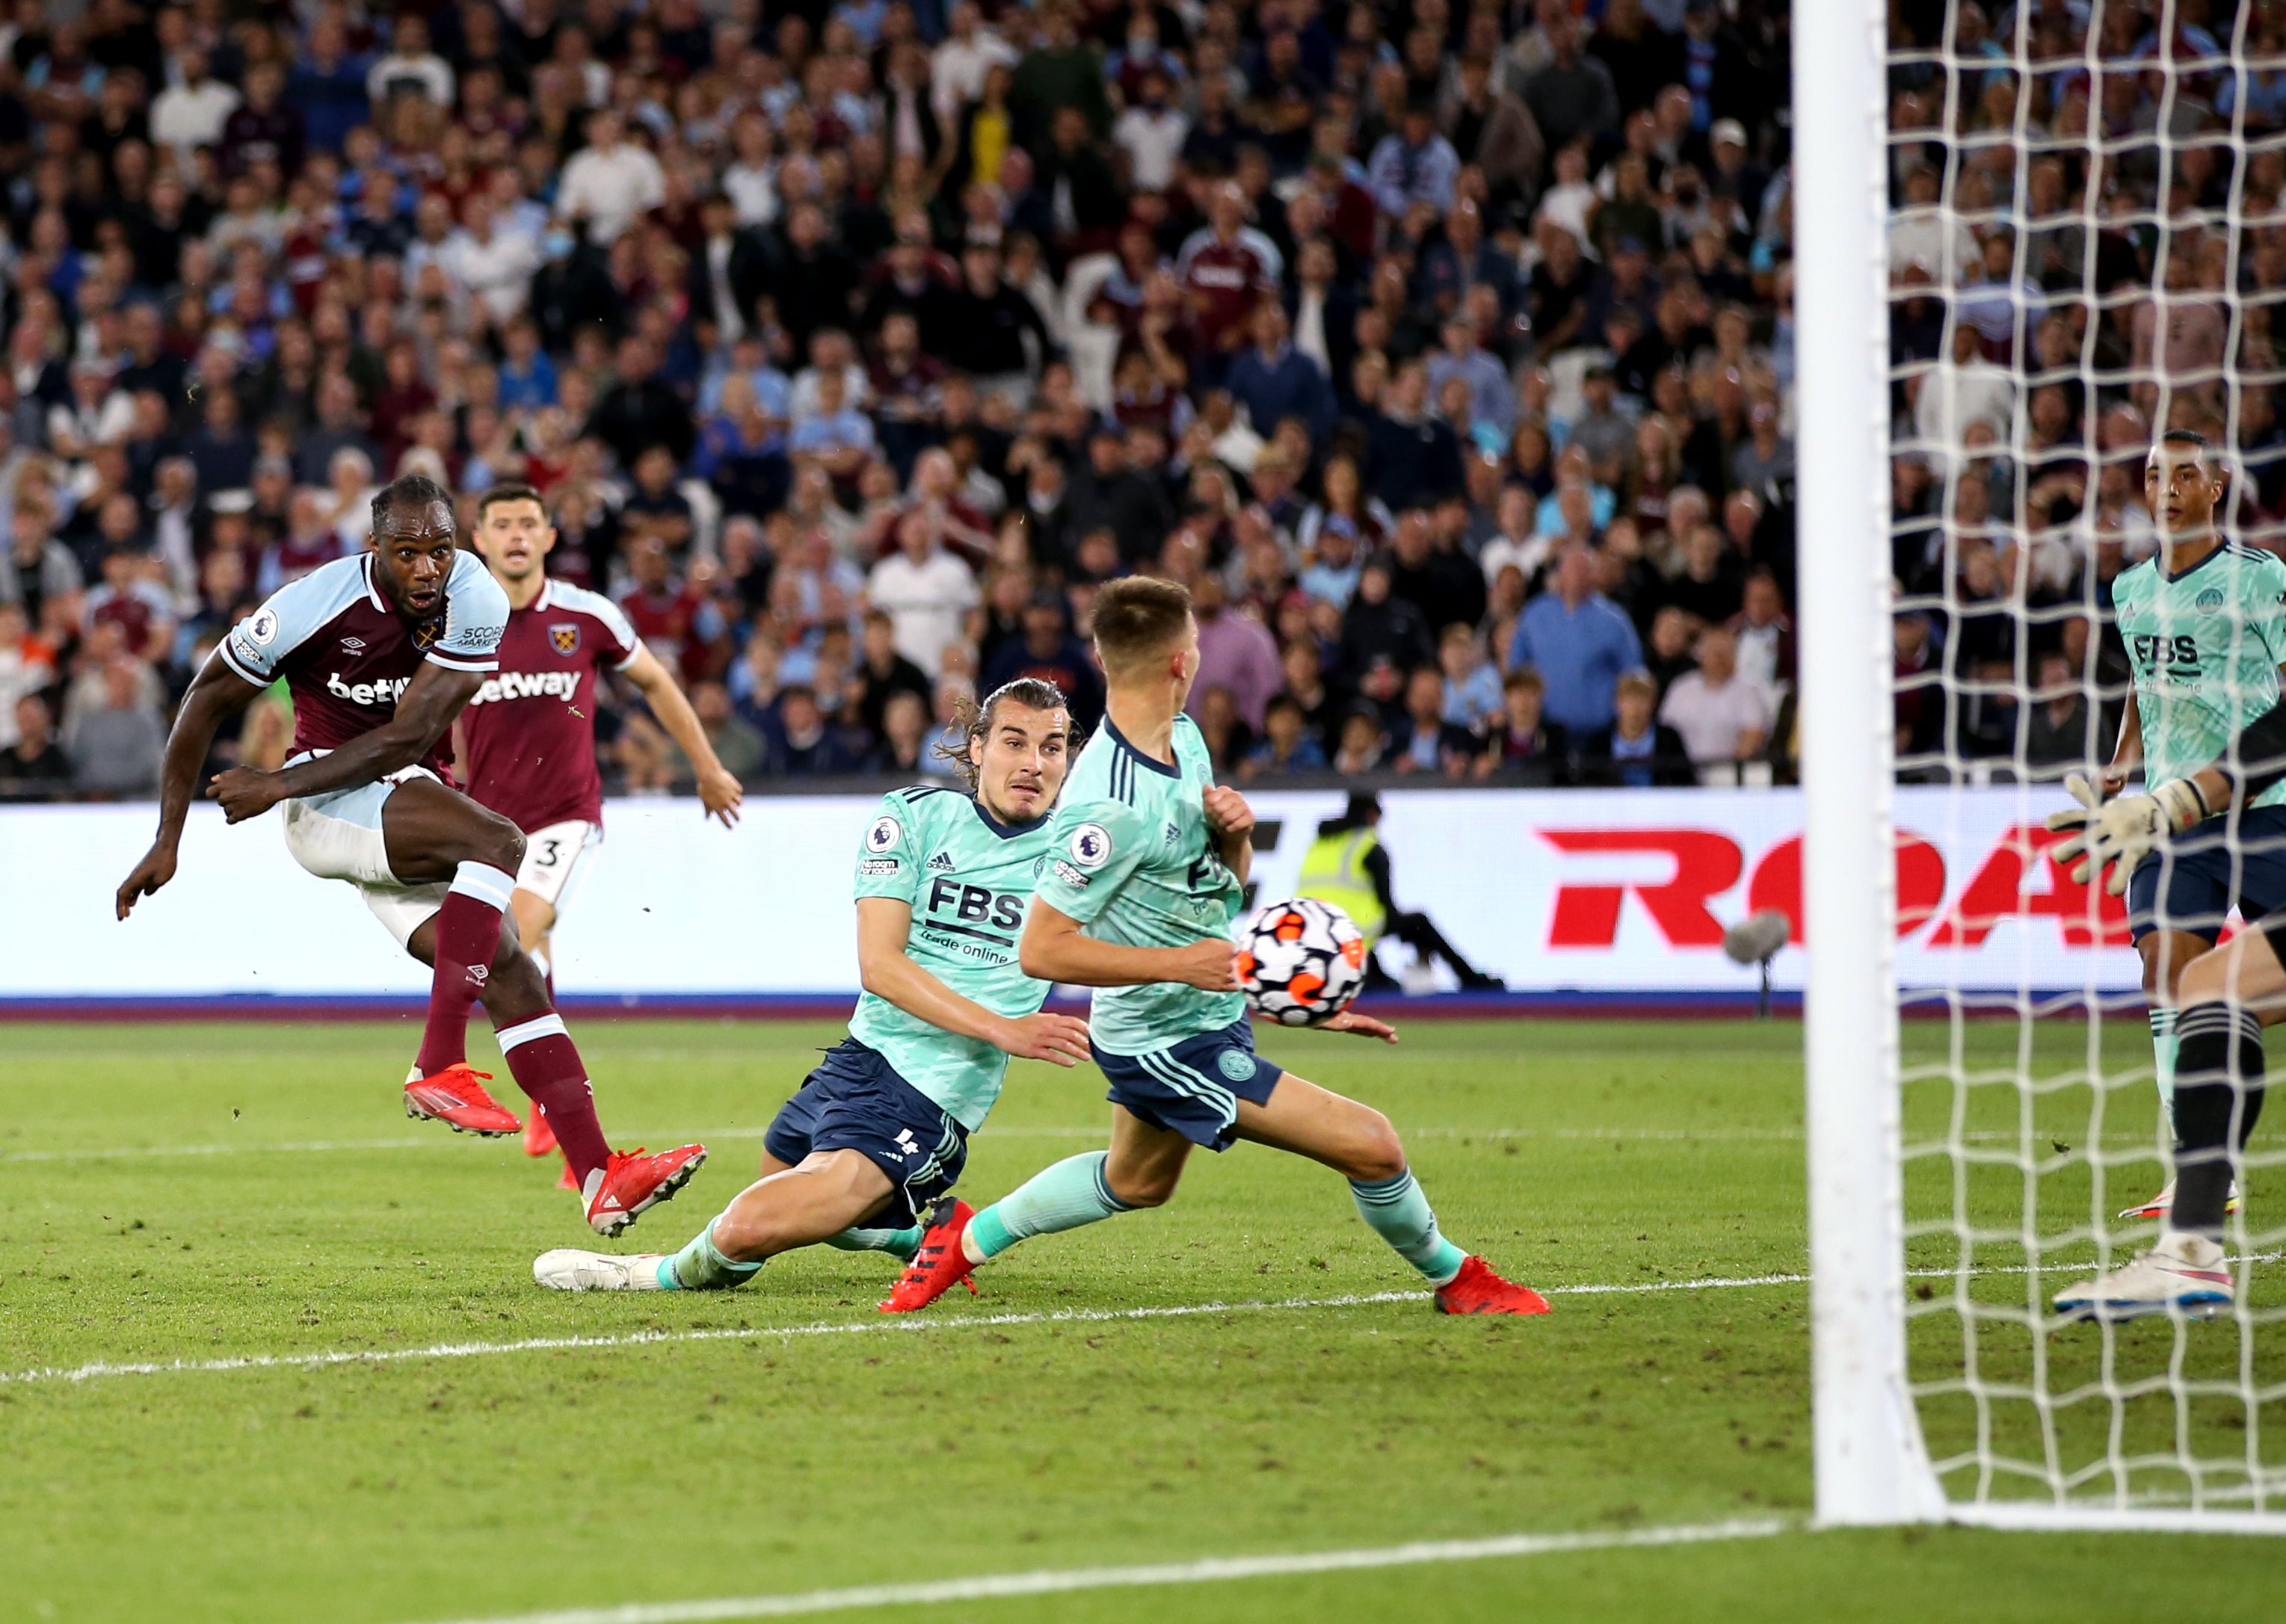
[
  {"x1": 763, "y1": 1039, "x2": 967, "y2": 1226},
  {"x1": 2125, "y1": 803, "x2": 2286, "y2": 943},
  {"x1": 1095, "y1": 1019, "x2": 1284, "y2": 1152}
]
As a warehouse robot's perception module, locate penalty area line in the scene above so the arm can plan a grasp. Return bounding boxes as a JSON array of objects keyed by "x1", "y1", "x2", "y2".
[
  {"x1": 0, "y1": 1273, "x2": 1820, "y2": 1389},
  {"x1": 401, "y1": 1517, "x2": 1794, "y2": 1624}
]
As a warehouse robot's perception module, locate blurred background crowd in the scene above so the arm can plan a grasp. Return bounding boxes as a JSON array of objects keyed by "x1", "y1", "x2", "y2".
[
  {"x1": 0, "y1": 0, "x2": 1813, "y2": 803},
  {"x1": 1890, "y1": 1, "x2": 2286, "y2": 779}
]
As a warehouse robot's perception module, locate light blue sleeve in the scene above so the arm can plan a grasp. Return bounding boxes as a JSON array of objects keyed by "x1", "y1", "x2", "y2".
[
  {"x1": 853, "y1": 792, "x2": 925, "y2": 905},
  {"x1": 1035, "y1": 798, "x2": 1152, "y2": 927},
  {"x1": 428, "y1": 552, "x2": 509, "y2": 672},
  {"x1": 216, "y1": 557, "x2": 369, "y2": 685}
]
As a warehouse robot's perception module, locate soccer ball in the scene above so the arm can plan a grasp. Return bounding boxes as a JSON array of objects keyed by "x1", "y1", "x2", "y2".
[{"x1": 1239, "y1": 898, "x2": 1369, "y2": 1026}]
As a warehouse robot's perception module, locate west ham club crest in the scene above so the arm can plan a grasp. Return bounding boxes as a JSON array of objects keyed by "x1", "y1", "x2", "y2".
[{"x1": 549, "y1": 623, "x2": 582, "y2": 655}]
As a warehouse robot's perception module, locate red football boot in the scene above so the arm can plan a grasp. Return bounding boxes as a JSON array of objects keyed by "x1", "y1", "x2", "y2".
[
  {"x1": 1433, "y1": 1256, "x2": 1551, "y2": 1315},
  {"x1": 585, "y1": 1144, "x2": 708, "y2": 1237},
  {"x1": 879, "y1": 1198, "x2": 981, "y2": 1312},
  {"x1": 524, "y1": 1107, "x2": 558, "y2": 1159},
  {"x1": 404, "y1": 1063, "x2": 523, "y2": 1137},
  {"x1": 555, "y1": 1160, "x2": 579, "y2": 1191}
]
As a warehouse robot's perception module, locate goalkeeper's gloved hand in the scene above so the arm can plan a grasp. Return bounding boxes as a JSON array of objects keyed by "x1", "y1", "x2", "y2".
[{"x1": 2042, "y1": 771, "x2": 2209, "y2": 895}]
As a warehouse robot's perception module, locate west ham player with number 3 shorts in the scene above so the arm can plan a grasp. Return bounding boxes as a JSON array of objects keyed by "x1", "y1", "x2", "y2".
[
  {"x1": 882, "y1": 578, "x2": 1547, "y2": 1315},
  {"x1": 114, "y1": 475, "x2": 705, "y2": 1236},
  {"x1": 462, "y1": 486, "x2": 743, "y2": 1172},
  {"x1": 530, "y1": 679, "x2": 1094, "y2": 1293}
]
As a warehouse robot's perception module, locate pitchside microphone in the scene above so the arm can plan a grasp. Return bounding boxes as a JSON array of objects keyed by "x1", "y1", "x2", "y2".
[{"x1": 1722, "y1": 909, "x2": 1792, "y2": 1019}]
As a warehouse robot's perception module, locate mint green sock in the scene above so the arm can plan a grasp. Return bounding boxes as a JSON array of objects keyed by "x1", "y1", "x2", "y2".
[
  {"x1": 824, "y1": 1224, "x2": 922, "y2": 1262},
  {"x1": 2151, "y1": 1006, "x2": 2180, "y2": 1136},
  {"x1": 970, "y1": 1152, "x2": 1134, "y2": 1259},
  {"x1": 656, "y1": 1220, "x2": 764, "y2": 1290},
  {"x1": 1350, "y1": 1170, "x2": 1467, "y2": 1285}
]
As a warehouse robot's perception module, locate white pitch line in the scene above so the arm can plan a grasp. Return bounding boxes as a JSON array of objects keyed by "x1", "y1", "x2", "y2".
[
  {"x1": 400, "y1": 1517, "x2": 1793, "y2": 1624},
  {"x1": 13, "y1": 1251, "x2": 2282, "y2": 1394},
  {"x1": 0, "y1": 1273, "x2": 1824, "y2": 1389}
]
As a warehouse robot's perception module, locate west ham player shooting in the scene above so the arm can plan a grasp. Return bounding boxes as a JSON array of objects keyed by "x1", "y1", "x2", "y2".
[
  {"x1": 2050, "y1": 431, "x2": 2286, "y2": 1226},
  {"x1": 113, "y1": 475, "x2": 705, "y2": 1237},
  {"x1": 882, "y1": 578, "x2": 1547, "y2": 1316},
  {"x1": 531, "y1": 679, "x2": 1091, "y2": 1292},
  {"x1": 463, "y1": 485, "x2": 743, "y2": 1171}
]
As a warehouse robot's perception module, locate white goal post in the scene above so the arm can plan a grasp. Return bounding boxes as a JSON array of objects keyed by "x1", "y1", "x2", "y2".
[{"x1": 1799, "y1": 0, "x2": 2286, "y2": 1534}]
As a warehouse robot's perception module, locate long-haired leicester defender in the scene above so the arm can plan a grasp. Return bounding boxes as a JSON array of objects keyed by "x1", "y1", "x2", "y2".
[
  {"x1": 532, "y1": 679, "x2": 1093, "y2": 1292},
  {"x1": 881, "y1": 577, "x2": 1548, "y2": 1316},
  {"x1": 462, "y1": 484, "x2": 744, "y2": 1179},
  {"x1": 114, "y1": 474, "x2": 705, "y2": 1237}
]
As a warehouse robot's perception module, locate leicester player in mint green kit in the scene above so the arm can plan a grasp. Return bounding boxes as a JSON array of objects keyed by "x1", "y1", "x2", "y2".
[
  {"x1": 2074, "y1": 430, "x2": 2286, "y2": 1222},
  {"x1": 881, "y1": 578, "x2": 1547, "y2": 1315},
  {"x1": 532, "y1": 680, "x2": 1091, "y2": 1291}
]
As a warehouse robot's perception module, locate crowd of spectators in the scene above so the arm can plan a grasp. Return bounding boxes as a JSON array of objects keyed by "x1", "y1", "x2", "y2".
[
  {"x1": 1890, "y1": 0, "x2": 2286, "y2": 777},
  {"x1": 0, "y1": 0, "x2": 1805, "y2": 804}
]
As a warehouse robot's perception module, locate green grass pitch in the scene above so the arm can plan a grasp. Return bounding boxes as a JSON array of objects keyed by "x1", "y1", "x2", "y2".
[{"x1": 1, "y1": 1016, "x2": 2281, "y2": 1623}]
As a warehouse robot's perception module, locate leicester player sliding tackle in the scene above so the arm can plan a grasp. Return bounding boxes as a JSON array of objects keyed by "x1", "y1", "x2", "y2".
[
  {"x1": 532, "y1": 679, "x2": 1092, "y2": 1291},
  {"x1": 113, "y1": 473, "x2": 704, "y2": 1236},
  {"x1": 881, "y1": 577, "x2": 1547, "y2": 1316}
]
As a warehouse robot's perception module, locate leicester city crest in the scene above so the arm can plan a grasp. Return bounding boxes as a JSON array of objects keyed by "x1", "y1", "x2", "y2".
[
  {"x1": 550, "y1": 622, "x2": 582, "y2": 655},
  {"x1": 1217, "y1": 1049, "x2": 1256, "y2": 1082}
]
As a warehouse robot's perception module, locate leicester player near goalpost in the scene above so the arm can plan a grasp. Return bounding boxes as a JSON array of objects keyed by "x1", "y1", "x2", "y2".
[
  {"x1": 113, "y1": 473, "x2": 705, "y2": 1237},
  {"x1": 2057, "y1": 430, "x2": 2286, "y2": 1221},
  {"x1": 881, "y1": 577, "x2": 1547, "y2": 1316},
  {"x1": 530, "y1": 679, "x2": 1093, "y2": 1291},
  {"x1": 2044, "y1": 519, "x2": 2286, "y2": 1315},
  {"x1": 463, "y1": 485, "x2": 744, "y2": 1176}
]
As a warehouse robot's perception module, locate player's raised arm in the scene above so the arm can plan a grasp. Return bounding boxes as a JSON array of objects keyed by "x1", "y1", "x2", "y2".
[
  {"x1": 1019, "y1": 895, "x2": 1239, "y2": 990},
  {"x1": 622, "y1": 643, "x2": 743, "y2": 826},
  {"x1": 857, "y1": 897, "x2": 1089, "y2": 1065},
  {"x1": 1201, "y1": 783, "x2": 1254, "y2": 886},
  {"x1": 115, "y1": 651, "x2": 266, "y2": 918},
  {"x1": 212, "y1": 658, "x2": 484, "y2": 822}
]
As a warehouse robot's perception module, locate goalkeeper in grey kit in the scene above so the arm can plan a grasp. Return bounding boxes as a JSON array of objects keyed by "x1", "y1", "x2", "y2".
[{"x1": 2045, "y1": 433, "x2": 2286, "y2": 1317}]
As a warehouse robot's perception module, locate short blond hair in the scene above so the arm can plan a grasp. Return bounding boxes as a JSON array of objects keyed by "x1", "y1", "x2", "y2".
[{"x1": 1089, "y1": 576, "x2": 1195, "y2": 674}]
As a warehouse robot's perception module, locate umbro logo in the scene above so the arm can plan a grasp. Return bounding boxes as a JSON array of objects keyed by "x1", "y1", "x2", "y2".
[
  {"x1": 926, "y1": 852, "x2": 955, "y2": 872},
  {"x1": 339, "y1": 636, "x2": 366, "y2": 655}
]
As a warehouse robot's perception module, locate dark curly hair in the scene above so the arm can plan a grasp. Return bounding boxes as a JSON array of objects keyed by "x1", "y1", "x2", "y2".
[
  {"x1": 371, "y1": 472, "x2": 456, "y2": 536},
  {"x1": 932, "y1": 677, "x2": 1082, "y2": 790}
]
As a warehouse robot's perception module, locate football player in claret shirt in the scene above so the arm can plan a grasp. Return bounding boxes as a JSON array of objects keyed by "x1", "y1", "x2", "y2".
[
  {"x1": 530, "y1": 679, "x2": 1092, "y2": 1294},
  {"x1": 114, "y1": 475, "x2": 705, "y2": 1238},
  {"x1": 462, "y1": 485, "x2": 743, "y2": 1173}
]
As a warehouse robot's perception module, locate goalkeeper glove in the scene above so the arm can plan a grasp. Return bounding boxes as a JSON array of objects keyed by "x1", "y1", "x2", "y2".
[{"x1": 2042, "y1": 772, "x2": 2210, "y2": 895}]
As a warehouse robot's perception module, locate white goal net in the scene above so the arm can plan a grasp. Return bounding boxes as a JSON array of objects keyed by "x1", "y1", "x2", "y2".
[{"x1": 1805, "y1": 0, "x2": 2286, "y2": 1527}]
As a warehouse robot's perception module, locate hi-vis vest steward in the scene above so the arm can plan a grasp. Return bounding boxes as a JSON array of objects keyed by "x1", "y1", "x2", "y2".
[{"x1": 1295, "y1": 827, "x2": 1385, "y2": 944}]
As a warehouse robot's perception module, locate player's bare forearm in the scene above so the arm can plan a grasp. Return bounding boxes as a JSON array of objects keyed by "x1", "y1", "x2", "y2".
[
  {"x1": 629, "y1": 646, "x2": 742, "y2": 824},
  {"x1": 153, "y1": 658, "x2": 262, "y2": 840},
  {"x1": 1019, "y1": 901, "x2": 1239, "y2": 991},
  {"x1": 118, "y1": 658, "x2": 262, "y2": 918},
  {"x1": 857, "y1": 900, "x2": 1089, "y2": 1064},
  {"x1": 1202, "y1": 783, "x2": 1254, "y2": 886},
  {"x1": 264, "y1": 664, "x2": 481, "y2": 803}
]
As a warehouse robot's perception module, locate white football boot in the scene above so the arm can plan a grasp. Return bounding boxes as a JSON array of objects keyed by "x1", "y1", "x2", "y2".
[
  {"x1": 534, "y1": 1249, "x2": 670, "y2": 1291},
  {"x1": 2053, "y1": 1232, "x2": 2235, "y2": 1321},
  {"x1": 2116, "y1": 1178, "x2": 2241, "y2": 1220}
]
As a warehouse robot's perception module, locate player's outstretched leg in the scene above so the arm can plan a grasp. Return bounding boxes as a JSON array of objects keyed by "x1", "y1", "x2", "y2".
[
  {"x1": 407, "y1": 915, "x2": 706, "y2": 1235},
  {"x1": 382, "y1": 779, "x2": 530, "y2": 1121},
  {"x1": 2057, "y1": 930, "x2": 2276, "y2": 1320},
  {"x1": 881, "y1": 1109, "x2": 1186, "y2": 1312},
  {"x1": 1232, "y1": 1074, "x2": 1547, "y2": 1315},
  {"x1": 537, "y1": 1149, "x2": 907, "y2": 1291}
]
